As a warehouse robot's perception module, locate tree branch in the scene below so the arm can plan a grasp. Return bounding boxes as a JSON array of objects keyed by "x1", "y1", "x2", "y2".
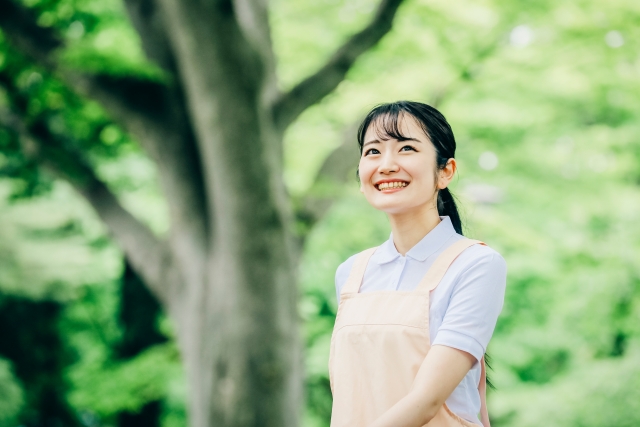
[
  {"x1": 155, "y1": 0, "x2": 269, "y2": 240},
  {"x1": 232, "y1": 0, "x2": 279, "y2": 103},
  {"x1": 0, "y1": 0, "x2": 211, "y2": 266},
  {"x1": 0, "y1": 108, "x2": 175, "y2": 306},
  {"x1": 0, "y1": 0, "x2": 163, "y2": 123},
  {"x1": 232, "y1": 0, "x2": 273, "y2": 65},
  {"x1": 295, "y1": 124, "x2": 360, "y2": 238},
  {"x1": 430, "y1": 24, "x2": 510, "y2": 108},
  {"x1": 272, "y1": 0, "x2": 406, "y2": 132},
  {"x1": 0, "y1": 0, "x2": 61, "y2": 64},
  {"x1": 122, "y1": 0, "x2": 177, "y2": 73},
  {"x1": 0, "y1": 0, "x2": 192, "y2": 168}
]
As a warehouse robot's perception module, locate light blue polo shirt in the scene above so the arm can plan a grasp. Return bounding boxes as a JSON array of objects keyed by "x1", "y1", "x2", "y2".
[{"x1": 335, "y1": 216, "x2": 507, "y2": 425}]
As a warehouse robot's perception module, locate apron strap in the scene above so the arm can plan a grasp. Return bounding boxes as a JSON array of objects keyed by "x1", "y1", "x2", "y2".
[
  {"x1": 417, "y1": 238, "x2": 492, "y2": 425},
  {"x1": 341, "y1": 247, "x2": 378, "y2": 294},
  {"x1": 479, "y1": 356, "x2": 491, "y2": 427},
  {"x1": 416, "y1": 238, "x2": 486, "y2": 292}
]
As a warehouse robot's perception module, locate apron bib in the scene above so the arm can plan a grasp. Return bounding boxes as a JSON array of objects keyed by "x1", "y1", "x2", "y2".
[{"x1": 329, "y1": 238, "x2": 490, "y2": 427}]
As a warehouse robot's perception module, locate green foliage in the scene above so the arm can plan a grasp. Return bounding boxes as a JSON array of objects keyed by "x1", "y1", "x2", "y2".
[
  {"x1": 68, "y1": 343, "x2": 180, "y2": 416},
  {"x1": 0, "y1": 293, "x2": 81, "y2": 427},
  {"x1": 0, "y1": 0, "x2": 639, "y2": 426},
  {"x1": 275, "y1": 0, "x2": 640, "y2": 425},
  {"x1": 0, "y1": 358, "x2": 24, "y2": 427},
  {"x1": 0, "y1": 179, "x2": 180, "y2": 425}
]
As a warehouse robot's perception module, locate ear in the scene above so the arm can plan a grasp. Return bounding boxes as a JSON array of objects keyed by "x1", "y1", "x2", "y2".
[{"x1": 438, "y1": 158, "x2": 457, "y2": 189}]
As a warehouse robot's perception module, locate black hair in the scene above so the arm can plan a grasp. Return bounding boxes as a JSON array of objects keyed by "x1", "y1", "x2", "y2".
[{"x1": 356, "y1": 101, "x2": 464, "y2": 235}]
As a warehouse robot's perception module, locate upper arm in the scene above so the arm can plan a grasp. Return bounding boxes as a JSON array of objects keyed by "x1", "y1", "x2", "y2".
[
  {"x1": 410, "y1": 344, "x2": 476, "y2": 407},
  {"x1": 432, "y1": 249, "x2": 508, "y2": 363}
]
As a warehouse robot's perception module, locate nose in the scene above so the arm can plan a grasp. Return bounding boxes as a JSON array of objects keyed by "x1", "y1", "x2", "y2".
[{"x1": 378, "y1": 151, "x2": 398, "y2": 174}]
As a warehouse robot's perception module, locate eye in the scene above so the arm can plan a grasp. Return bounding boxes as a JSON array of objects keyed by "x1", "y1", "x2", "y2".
[
  {"x1": 400, "y1": 145, "x2": 417, "y2": 152},
  {"x1": 364, "y1": 148, "x2": 380, "y2": 156}
]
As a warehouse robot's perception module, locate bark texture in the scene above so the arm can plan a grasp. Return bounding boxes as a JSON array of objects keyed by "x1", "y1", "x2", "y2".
[{"x1": 0, "y1": 0, "x2": 406, "y2": 425}]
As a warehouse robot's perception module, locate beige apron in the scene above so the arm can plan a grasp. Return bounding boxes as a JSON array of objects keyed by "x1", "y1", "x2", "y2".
[{"x1": 329, "y1": 239, "x2": 490, "y2": 427}]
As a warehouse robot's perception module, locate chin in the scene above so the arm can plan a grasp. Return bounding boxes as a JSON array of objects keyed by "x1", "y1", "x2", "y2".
[
  {"x1": 368, "y1": 195, "x2": 430, "y2": 215},
  {"x1": 371, "y1": 200, "x2": 415, "y2": 215}
]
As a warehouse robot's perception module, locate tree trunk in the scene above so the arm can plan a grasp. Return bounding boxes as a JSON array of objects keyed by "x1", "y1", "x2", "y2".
[
  {"x1": 175, "y1": 261, "x2": 301, "y2": 427},
  {"x1": 153, "y1": 1, "x2": 302, "y2": 422},
  {"x1": 167, "y1": 131, "x2": 302, "y2": 426},
  {"x1": 0, "y1": 0, "x2": 407, "y2": 424}
]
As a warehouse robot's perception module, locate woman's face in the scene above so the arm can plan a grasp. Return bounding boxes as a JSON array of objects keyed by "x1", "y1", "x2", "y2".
[{"x1": 358, "y1": 114, "x2": 453, "y2": 215}]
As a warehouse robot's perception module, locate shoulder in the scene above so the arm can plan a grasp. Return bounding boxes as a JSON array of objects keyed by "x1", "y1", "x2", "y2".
[
  {"x1": 455, "y1": 239, "x2": 507, "y2": 274},
  {"x1": 447, "y1": 240, "x2": 507, "y2": 294},
  {"x1": 334, "y1": 252, "x2": 360, "y2": 296},
  {"x1": 335, "y1": 254, "x2": 358, "y2": 283},
  {"x1": 334, "y1": 247, "x2": 379, "y2": 297}
]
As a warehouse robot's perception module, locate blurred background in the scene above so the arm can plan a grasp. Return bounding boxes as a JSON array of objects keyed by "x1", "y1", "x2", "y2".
[{"x1": 0, "y1": 0, "x2": 639, "y2": 426}]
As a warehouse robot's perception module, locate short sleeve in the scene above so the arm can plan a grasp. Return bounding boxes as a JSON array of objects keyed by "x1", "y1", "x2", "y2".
[
  {"x1": 335, "y1": 255, "x2": 357, "y2": 304},
  {"x1": 432, "y1": 250, "x2": 507, "y2": 363}
]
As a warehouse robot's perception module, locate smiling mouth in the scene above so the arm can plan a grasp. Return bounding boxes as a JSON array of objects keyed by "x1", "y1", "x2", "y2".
[{"x1": 376, "y1": 181, "x2": 409, "y2": 191}]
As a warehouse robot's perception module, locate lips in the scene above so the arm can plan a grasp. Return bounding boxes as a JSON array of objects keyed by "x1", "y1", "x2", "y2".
[{"x1": 375, "y1": 181, "x2": 409, "y2": 191}]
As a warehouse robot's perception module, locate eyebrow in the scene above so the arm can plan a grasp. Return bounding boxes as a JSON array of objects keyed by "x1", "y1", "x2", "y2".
[{"x1": 362, "y1": 137, "x2": 421, "y2": 147}]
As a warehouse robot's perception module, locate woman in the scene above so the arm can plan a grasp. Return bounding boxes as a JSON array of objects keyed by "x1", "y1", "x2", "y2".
[{"x1": 329, "y1": 101, "x2": 507, "y2": 427}]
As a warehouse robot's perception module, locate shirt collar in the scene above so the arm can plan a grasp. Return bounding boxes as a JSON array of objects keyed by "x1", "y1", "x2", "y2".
[{"x1": 371, "y1": 216, "x2": 457, "y2": 264}]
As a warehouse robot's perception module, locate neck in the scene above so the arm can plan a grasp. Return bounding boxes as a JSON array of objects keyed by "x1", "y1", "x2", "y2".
[{"x1": 388, "y1": 204, "x2": 441, "y2": 256}]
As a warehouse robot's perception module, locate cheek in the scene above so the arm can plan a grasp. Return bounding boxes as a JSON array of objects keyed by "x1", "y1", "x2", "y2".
[
  {"x1": 403, "y1": 159, "x2": 436, "y2": 188},
  {"x1": 358, "y1": 158, "x2": 374, "y2": 181}
]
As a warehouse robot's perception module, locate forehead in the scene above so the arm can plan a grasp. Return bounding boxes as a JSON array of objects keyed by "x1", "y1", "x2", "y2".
[{"x1": 363, "y1": 112, "x2": 429, "y2": 143}]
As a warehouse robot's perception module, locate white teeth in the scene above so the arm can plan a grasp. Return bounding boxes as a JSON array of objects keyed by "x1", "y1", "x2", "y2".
[{"x1": 377, "y1": 182, "x2": 408, "y2": 190}]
